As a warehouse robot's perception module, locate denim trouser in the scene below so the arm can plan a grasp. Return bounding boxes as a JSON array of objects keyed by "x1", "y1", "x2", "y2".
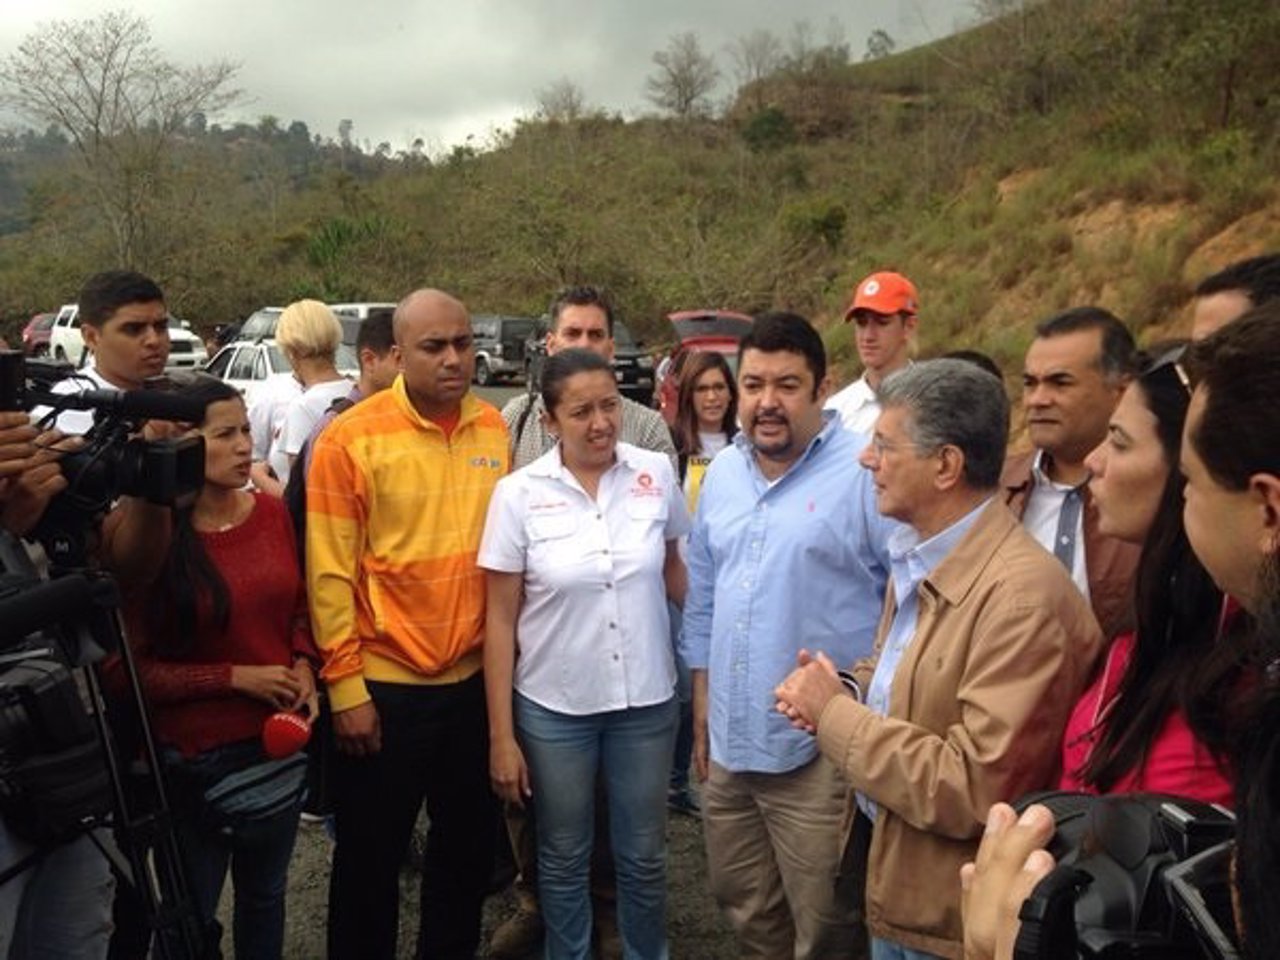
[
  {"x1": 870, "y1": 937, "x2": 948, "y2": 960},
  {"x1": 516, "y1": 693, "x2": 677, "y2": 960},
  {"x1": 163, "y1": 739, "x2": 302, "y2": 960},
  {"x1": 0, "y1": 820, "x2": 115, "y2": 960}
]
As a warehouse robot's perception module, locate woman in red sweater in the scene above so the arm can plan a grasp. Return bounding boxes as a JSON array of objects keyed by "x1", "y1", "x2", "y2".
[
  {"x1": 127, "y1": 375, "x2": 317, "y2": 960},
  {"x1": 1057, "y1": 344, "x2": 1239, "y2": 802}
]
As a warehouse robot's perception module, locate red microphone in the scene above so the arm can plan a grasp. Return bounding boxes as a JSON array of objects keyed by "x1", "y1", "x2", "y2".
[{"x1": 262, "y1": 711, "x2": 312, "y2": 759}]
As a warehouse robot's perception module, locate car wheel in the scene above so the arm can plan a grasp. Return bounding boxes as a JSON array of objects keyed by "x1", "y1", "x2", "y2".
[
  {"x1": 54, "y1": 345, "x2": 66, "y2": 362},
  {"x1": 475, "y1": 358, "x2": 493, "y2": 386},
  {"x1": 32, "y1": 343, "x2": 48, "y2": 357}
]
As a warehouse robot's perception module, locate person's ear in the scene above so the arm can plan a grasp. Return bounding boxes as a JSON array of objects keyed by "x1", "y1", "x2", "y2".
[
  {"x1": 1251, "y1": 472, "x2": 1280, "y2": 551},
  {"x1": 935, "y1": 444, "x2": 966, "y2": 492},
  {"x1": 540, "y1": 409, "x2": 558, "y2": 439},
  {"x1": 814, "y1": 372, "x2": 833, "y2": 406},
  {"x1": 81, "y1": 323, "x2": 100, "y2": 353}
]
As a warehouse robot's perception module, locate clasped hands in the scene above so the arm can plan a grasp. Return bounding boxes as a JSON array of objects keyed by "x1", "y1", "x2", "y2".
[{"x1": 773, "y1": 648, "x2": 852, "y2": 735}]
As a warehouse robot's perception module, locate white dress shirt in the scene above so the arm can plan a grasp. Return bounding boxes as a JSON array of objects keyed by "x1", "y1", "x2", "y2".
[
  {"x1": 1020, "y1": 450, "x2": 1091, "y2": 603},
  {"x1": 824, "y1": 375, "x2": 880, "y2": 435},
  {"x1": 478, "y1": 441, "x2": 691, "y2": 716}
]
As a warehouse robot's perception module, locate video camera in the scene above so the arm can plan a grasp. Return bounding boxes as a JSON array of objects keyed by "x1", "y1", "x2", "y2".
[
  {"x1": 0, "y1": 350, "x2": 206, "y2": 565},
  {"x1": 1012, "y1": 791, "x2": 1239, "y2": 960}
]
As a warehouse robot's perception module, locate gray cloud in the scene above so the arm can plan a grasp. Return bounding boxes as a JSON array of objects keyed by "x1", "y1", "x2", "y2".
[{"x1": 2, "y1": 0, "x2": 970, "y2": 151}]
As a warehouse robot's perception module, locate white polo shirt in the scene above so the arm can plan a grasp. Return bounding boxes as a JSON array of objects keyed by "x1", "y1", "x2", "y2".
[
  {"x1": 1021, "y1": 450, "x2": 1091, "y2": 603},
  {"x1": 479, "y1": 441, "x2": 691, "y2": 716}
]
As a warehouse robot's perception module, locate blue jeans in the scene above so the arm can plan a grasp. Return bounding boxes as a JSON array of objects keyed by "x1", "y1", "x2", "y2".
[
  {"x1": 870, "y1": 937, "x2": 947, "y2": 960},
  {"x1": 163, "y1": 740, "x2": 302, "y2": 960},
  {"x1": 0, "y1": 821, "x2": 115, "y2": 959},
  {"x1": 516, "y1": 694, "x2": 677, "y2": 960}
]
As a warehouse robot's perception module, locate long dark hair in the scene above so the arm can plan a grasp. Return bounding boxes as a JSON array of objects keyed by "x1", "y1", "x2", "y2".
[
  {"x1": 672, "y1": 351, "x2": 737, "y2": 458},
  {"x1": 1081, "y1": 346, "x2": 1236, "y2": 791},
  {"x1": 147, "y1": 375, "x2": 243, "y2": 656}
]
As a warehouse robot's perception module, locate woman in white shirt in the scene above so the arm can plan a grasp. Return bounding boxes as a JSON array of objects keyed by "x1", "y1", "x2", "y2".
[{"x1": 480, "y1": 348, "x2": 689, "y2": 960}]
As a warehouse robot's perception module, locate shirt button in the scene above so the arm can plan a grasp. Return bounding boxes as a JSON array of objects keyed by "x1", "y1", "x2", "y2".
[
  {"x1": 602, "y1": 548, "x2": 610, "y2": 555},
  {"x1": 596, "y1": 513, "x2": 603, "y2": 520},
  {"x1": 612, "y1": 653, "x2": 620, "y2": 661},
  {"x1": 605, "y1": 582, "x2": 613, "y2": 590},
  {"x1": 609, "y1": 622, "x2": 617, "y2": 629}
]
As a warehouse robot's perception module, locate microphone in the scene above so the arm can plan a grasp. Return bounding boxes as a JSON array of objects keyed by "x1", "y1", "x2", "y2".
[{"x1": 53, "y1": 388, "x2": 211, "y2": 424}]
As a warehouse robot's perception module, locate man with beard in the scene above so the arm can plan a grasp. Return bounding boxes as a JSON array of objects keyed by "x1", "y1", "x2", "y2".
[{"x1": 680, "y1": 313, "x2": 894, "y2": 960}]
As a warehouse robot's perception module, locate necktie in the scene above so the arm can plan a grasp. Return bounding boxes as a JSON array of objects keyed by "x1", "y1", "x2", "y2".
[{"x1": 1054, "y1": 487, "x2": 1083, "y2": 570}]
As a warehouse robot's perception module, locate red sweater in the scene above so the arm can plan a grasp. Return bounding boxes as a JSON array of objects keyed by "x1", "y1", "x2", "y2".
[
  {"x1": 1058, "y1": 632, "x2": 1233, "y2": 805},
  {"x1": 125, "y1": 492, "x2": 316, "y2": 757}
]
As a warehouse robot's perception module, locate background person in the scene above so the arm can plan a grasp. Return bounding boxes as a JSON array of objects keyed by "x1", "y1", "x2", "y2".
[
  {"x1": 1057, "y1": 344, "x2": 1237, "y2": 802},
  {"x1": 666, "y1": 350, "x2": 739, "y2": 816},
  {"x1": 1002, "y1": 306, "x2": 1140, "y2": 640},
  {"x1": 122, "y1": 374, "x2": 318, "y2": 959},
  {"x1": 1189, "y1": 252, "x2": 1280, "y2": 340},
  {"x1": 481, "y1": 348, "x2": 689, "y2": 960},
  {"x1": 825, "y1": 270, "x2": 920, "y2": 434}
]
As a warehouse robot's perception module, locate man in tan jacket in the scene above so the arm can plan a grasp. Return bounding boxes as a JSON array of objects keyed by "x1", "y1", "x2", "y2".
[{"x1": 776, "y1": 359, "x2": 1102, "y2": 960}]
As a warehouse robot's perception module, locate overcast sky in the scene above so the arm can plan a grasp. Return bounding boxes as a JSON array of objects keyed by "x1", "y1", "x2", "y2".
[{"x1": 2, "y1": 0, "x2": 972, "y2": 153}]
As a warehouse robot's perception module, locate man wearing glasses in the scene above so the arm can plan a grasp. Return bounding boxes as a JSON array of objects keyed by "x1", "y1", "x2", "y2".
[{"x1": 826, "y1": 271, "x2": 920, "y2": 435}]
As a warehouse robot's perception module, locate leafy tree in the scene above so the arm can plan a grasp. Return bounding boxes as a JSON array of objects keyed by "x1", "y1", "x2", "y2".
[
  {"x1": 864, "y1": 29, "x2": 897, "y2": 61},
  {"x1": 645, "y1": 33, "x2": 720, "y2": 119},
  {"x1": 0, "y1": 10, "x2": 238, "y2": 266}
]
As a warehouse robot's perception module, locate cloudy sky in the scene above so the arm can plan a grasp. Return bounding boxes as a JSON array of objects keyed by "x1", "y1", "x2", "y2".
[{"x1": 2, "y1": 0, "x2": 972, "y2": 153}]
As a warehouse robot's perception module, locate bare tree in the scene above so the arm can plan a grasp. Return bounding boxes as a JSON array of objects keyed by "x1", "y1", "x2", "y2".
[
  {"x1": 535, "y1": 78, "x2": 588, "y2": 123},
  {"x1": 728, "y1": 29, "x2": 783, "y2": 109},
  {"x1": 0, "y1": 10, "x2": 239, "y2": 266},
  {"x1": 645, "y1": 32, "x2": 720, "y2": 119}
]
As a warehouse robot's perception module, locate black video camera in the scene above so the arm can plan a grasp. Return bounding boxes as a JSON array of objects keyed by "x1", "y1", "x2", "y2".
[
  {"x1": 1, "y1": 351, "x2": 207, "y2": 562},
  {"x1": 1012, "y1": 791, "x2": 1239, "y2": 960}
]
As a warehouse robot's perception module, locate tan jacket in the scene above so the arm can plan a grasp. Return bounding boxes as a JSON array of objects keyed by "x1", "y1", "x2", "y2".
[
  {"x1": 816, "y1": 499, "x2": 1102, "y2": 958},
  {"x1": 1001, "y1": 450, "x2": 1140, "y2": 641}
]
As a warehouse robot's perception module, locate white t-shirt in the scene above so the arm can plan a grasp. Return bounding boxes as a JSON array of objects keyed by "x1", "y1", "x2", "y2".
[
  {"x1": 478, "y1": 442, "x2": 691, "y2": 716},
  {"x1": 248, "y1": 375, "x2": 302, "y2": 485},
  {"x1": 281, "y1": 378, "x2": 352, "y2": 459},
  {"x1": 29, "y1": 363, "x2": 120, "y2": 436}
]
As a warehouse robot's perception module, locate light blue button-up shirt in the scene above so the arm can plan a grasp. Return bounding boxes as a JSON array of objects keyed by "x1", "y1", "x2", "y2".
[
  {"x1": 680, "y1": 413, "x2": 897, "y2": 775},
  {"x1": 857, "y1": 496, "x2": 992, "y2": 820}
]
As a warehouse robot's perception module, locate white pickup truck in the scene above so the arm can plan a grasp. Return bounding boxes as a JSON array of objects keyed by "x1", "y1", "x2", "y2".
[{"x1": 47, "y1": 303, "x2": 207, "y2": 370}]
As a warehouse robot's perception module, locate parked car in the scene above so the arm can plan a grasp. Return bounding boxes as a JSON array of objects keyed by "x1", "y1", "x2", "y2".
[
  {"x1": 524, "y1": 317, "x2": 654, "y2": 404},
  {"x1": 236, "y1": 304, "x2": 362, "y2": 376},
  {"x1": 204, "y1": 340, "x2": 294, "y2": 408},
  {"x1": 21, "y1": 313, "x2": 56, "y2": 357},
  {"x1": 471, "y1": 314, "x2": 537, "y2": 386},
  {"x1": 655, "y1": 310, "x2": 754, "y2": 425},
  {"x1": 47, "y1": 302, "x2": 207, "y2": 370},
  {"x1": 329, "y1": 302, "x2": 396, "y2": 322}
]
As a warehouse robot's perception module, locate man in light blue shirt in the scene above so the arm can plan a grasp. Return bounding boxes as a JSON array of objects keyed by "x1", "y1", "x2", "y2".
[{"x1": 680, "y1": 312, "x2": 893, "y2": 960}]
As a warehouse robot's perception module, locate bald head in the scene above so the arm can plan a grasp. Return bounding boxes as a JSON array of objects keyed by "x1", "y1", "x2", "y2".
[
  {"x1": 393, "y1": 288, "x2": 469, "y2": 343},
  {"x1": 391, "y1": 288, "x2": 475, "y2": 418}
]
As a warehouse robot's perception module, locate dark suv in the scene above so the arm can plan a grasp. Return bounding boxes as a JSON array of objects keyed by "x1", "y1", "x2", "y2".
[
  {"x1": 524, "y1": 318, "x2": 654, "y2": 405},
  {"x1": 471, "y1": 315, "x2": 537, "y2": 386}
]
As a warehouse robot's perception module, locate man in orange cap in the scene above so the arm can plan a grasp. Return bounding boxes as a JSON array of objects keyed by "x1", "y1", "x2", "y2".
[{"x1": 825, "y1": 271, "x2": 919, "y2": 435}]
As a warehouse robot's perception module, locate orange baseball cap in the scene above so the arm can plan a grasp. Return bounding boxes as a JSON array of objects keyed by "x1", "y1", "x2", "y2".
[{"x1": 843, "y1": 271, "x2": 919, "y2": 321}]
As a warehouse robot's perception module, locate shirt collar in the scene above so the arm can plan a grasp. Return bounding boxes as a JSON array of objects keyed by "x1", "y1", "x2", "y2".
[
  {"x1": 527, "y1": 440, "x2": 647, "y2": 480},
  {"x1": 889, "y1": 496, "x2": 994, "y2": 603},
  {"x1": 1031, "y1": 449, "x2": 1089, "y2": 491}
]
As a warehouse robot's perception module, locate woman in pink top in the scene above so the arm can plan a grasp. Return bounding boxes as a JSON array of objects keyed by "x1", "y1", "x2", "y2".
[{"x1": 1057, "y1": 343, "x2": 1240, "y2": 803}]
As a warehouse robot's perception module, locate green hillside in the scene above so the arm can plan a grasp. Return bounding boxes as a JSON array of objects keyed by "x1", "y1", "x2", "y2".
[{"x1": 0, "y1": 0, "x2": 1276, "y2": 382}]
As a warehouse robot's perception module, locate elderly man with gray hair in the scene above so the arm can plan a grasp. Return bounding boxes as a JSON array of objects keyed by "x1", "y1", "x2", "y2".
[{"x1": 776, "y1": 360, "x2": 1102, "y2": 960}]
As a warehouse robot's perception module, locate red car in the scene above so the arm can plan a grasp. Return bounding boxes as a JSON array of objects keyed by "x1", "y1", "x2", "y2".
[
  {"x1": 21, "y1": 312, "x2": 56, "y2": 357},
  {"x1": 656, "y1": 310, "x2": 753, "y2": 425}
]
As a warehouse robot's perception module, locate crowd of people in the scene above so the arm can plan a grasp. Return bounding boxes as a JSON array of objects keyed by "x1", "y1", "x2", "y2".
[{"x1": 0, "y1": 250, "x2": 1277, "y2": 960}]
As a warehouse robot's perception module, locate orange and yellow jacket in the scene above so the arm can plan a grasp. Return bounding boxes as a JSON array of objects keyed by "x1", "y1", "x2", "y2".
[{"x1": 306, "y1": 377, "x2": 508, "y2": 711}]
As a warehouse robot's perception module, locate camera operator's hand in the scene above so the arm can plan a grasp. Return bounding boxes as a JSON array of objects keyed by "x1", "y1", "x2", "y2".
[
  {"x1": 960, "y1": 803, "x2": 1057, "y2": 960},
  {"x1": 0, "y1": 411, "x2": 39, "y2": 480},
  {"x1": 333, "y1": 701, "x2": 382, "y2": 757},
  {"x1": 0, "y1": 427, "x2": 82, "y2": 535},
  {"x1": 230, "y1": 664, "x2": 303, "y2": 711}
]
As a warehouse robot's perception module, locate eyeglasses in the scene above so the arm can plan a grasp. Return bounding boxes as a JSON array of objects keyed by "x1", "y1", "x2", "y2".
[
  {"x1": 693, "y1": 382, "x2": 730, "y2": 395},
  {"x1": 866, "y1": 436, "x2": 933, "y2": 459}
]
